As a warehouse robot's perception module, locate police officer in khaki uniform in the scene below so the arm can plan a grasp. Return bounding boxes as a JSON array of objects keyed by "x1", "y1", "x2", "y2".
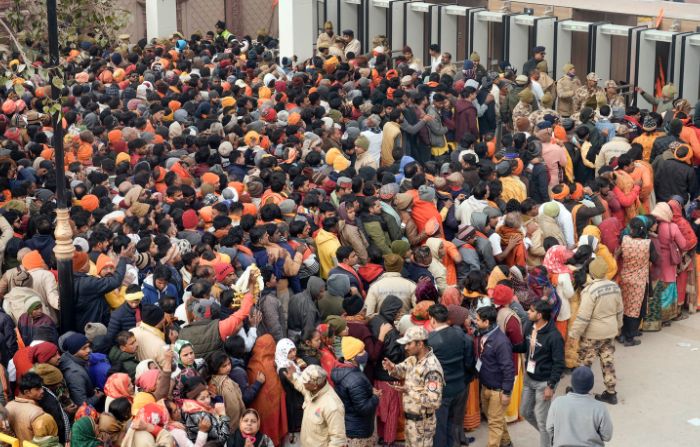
[
  {"x1": 382, "y1": 326, "x2": 444, "y2": 447},
  {"x1": 604, "y1": 80, "x2": 625, "y2": 110},
  {"x1": 556, "y1": 63, "x2": 581, "y2": 117},
  {"x1": 574, "y1": 73, "x2": 605, "y2": 113}
]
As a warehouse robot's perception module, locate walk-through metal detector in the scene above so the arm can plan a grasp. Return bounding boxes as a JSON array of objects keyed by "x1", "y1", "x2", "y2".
[
  {"x1": 438, "y1": 6, "x2": 481, "y2": 62},
  {"x1": 337, "y1": 0, "x2": 365, "y2": 52},
  {"x1": 404, "y1": 2, "x2": 433, "y2": 63},
  {"x1": 470, "y1": 11, "x2": 512, "y2": 70},
  {"x1": 630, "y1": 29, "x2": 680, "y2": 110},
  {"x1": 507, "y1": 15, "x2": 556, "y2": 76},
  {"x1": 388, "y1": 0, "x2": 412, "y2": 52},
  {"x1": 591, "y1": 24, "x2": 632, "y2": 83},
  {"x1": 679, "y1": 33, "x2": 700, "y2": 103},
  {"x1": 365, "y1": 0, "x2": 389, "y2": 53},
  {"x1": 553, "y1": 20, "x2": 598, "y2": 80}
]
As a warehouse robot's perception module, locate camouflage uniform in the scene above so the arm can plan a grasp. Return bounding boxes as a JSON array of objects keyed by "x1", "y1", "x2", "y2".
[
  {"x1": 578, "y1": 338, "x2": 616, "y2": 393},
  {"x1": 529, "y1": 108, "x2": 560, "y2": 130},
  {"x1": 574, "y1": 73, "x2": 605, "y2": 113},
  {"x1": 604, "y1": 80, "x2": 625, "y2": 110},
  {"x1": 390, "y1": 327, "x2": 444, "y2": 447},
  {"x1": 512, "y1": 102, "x2": 533, "y2": 130}
]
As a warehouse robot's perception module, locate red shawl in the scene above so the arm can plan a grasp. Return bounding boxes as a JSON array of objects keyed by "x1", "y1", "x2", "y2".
[{"x1": 669, "y1": 200, "x2": 697, "y2": 252}]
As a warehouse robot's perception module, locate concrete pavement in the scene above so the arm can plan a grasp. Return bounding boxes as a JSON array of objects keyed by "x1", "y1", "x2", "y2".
[{"x1": 468, "y1": 313, "x2": 700, "y2": 446}]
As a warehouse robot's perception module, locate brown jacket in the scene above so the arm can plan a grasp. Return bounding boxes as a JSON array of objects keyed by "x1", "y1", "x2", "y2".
[
  {"x1": 338, "y1": 221, "x2": 369, "y2": 265},
  {"x1": 210, "y1": 374, "x2": 245, "y2": 429},
  {"x1": 6, "y1": 397, "x2": 46, "y2": 441}
]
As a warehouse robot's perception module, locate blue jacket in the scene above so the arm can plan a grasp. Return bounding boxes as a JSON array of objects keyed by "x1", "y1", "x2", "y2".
[
  {"x1": 331, "y1": 364, "x2": 379, "y2": 439},
  {"x1": 141, "y1": 276, "x2": 179, "y2": 305},
  {"x1": 88, "y1": 352, "x2": 111, "y2": 390},
  {"x1": 73, "y1": 258, "x2": 126, "y2": 330},
  {"x1": 477, "y1": 326, "x2": 515, "y2": 393}
]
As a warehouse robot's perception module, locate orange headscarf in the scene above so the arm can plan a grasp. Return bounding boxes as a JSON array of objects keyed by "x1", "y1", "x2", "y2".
[{"x1": 104, "y1": 373, "x2": 133, "y2": 403}]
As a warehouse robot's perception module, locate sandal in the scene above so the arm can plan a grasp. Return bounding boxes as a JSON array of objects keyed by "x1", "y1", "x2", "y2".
[{"x1": 673, "y1": 313, "x2": 689, "y2": 321}]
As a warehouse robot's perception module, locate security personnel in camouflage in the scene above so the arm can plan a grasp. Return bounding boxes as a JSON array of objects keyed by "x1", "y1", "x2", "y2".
[
  {"x1": 574, "y1": 73, "x2": 605, "y2": 113},
  {"x1": 604, "y1": 80, "x2": 626, "y2": 110},
  {"x1": 382, "y1": 326, "x2": 444, "y2": 447}
]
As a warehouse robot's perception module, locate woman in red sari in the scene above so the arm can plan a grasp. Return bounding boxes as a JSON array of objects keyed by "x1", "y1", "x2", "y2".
[{"x1": 247, "y1": 334, "x2": 288, "y2": 447}]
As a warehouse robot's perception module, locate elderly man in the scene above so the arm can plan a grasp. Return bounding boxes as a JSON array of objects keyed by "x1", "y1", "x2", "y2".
[{"x1": 285, "y1": 365, "x2": 346, "y2": 447}]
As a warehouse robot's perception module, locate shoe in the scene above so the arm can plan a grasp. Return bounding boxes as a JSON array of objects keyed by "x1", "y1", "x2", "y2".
[
  {"x1": 615, "y1": 335, "x2": 626, "y2": 344},
  {"x1": 673, "y1": 313, "x2": 689, "y2": 321},
  {"x1": 624, "y1": 338, "x2": 641, "y2": 347},
  {"x1": 595, "y1": 391, "x2": 618, "y2": 405}
]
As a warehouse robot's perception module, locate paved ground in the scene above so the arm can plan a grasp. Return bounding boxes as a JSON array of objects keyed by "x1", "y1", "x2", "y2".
[{"x1": 467, "y1": 313, "x2": 700, "y2": 446}]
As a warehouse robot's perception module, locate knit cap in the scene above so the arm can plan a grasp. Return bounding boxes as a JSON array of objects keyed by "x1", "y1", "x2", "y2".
[
  {"x1": 84, "y1": 322, "x2": 107, "y2": 342},
  {"x1": 63, "y1": 333, "x2": 89, "y2": 355}
]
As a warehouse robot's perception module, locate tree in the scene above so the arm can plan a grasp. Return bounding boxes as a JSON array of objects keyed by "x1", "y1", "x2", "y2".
[{"x1": 3, "y1": 0, "x2": 131, "y2": 50}]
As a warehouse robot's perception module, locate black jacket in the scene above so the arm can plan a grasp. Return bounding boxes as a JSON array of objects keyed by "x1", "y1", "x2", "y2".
[
  {"x1": 279, "y1": 369, "x2": 304, "y2": 433},
  {"x1": 73, "y1": 257, "x2": 126, "y2": 330},
  {"x1": 512, "y1": 319, "x2": 565, "y2": 388},
  {"x1": 653, "y1": 155, "x2": 697, "y2": 203},
  {"x1": 428, "y1": 326, "x2": 476, "y2": 398},
  {"x1": 477, "y1": 326, "x2": 515, "y2": 393},
  {"x1": 0, "y1": 310, "x2": 17, "y2": 367},
  {"x1": 331, "y1": 364, "x2": 379, "y2": 439},
  {"x1": 368, "y1": 296, "x2": 405, "y2": 382},
  {"x1": 107, "y1": 301, "x2": 140, "y2": 343},
  {"x1": 58, "y1": 352, "x2": 99, "y2": 407},
  {"x1": 526, "y1": 162, "x2": 550, "y2": 205},
  {"x1": 38, "y1": 386, "x2": 71, "y2": 444}
]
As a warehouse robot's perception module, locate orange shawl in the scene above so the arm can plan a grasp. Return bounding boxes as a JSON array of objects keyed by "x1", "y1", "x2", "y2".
[
  {"x1": 496, "y1": 226, "x2": 526, "y2": 268},
  {"x1": 247, "y1": 335, "x2": 288, "y2": 446}
]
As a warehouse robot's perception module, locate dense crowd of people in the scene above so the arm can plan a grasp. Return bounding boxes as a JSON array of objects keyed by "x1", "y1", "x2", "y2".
[{"x1": 0, "y1": 16, "x2": 698, "y2": 447}]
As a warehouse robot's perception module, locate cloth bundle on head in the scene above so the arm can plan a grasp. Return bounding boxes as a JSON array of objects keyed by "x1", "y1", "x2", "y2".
[{"x1": 63, "y1": 333, "x2": 89, "y2": 355}]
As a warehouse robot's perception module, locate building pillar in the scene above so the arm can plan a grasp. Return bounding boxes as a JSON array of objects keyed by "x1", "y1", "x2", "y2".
[
  {"x1": 278, "y1": 0, "x2": 315, "y2": 62},
  {"x1": 146, "y1": 0, "x2": 178, "y2": 40}
]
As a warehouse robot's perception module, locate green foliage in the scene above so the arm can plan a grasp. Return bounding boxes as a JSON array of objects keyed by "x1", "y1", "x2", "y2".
[{"x1": 6, "y1": 0, "x2": 131, "y2": 49}]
